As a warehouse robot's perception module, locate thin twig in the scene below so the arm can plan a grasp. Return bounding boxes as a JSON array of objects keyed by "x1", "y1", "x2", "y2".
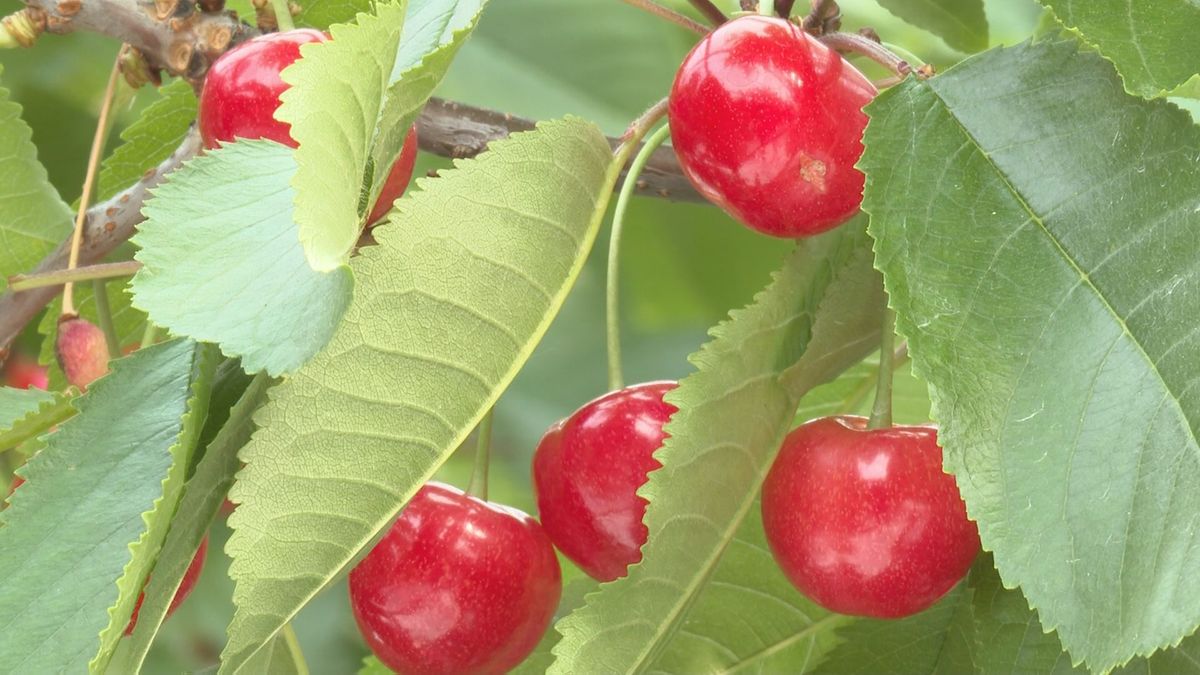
[
  {"x1": 774, "y1": 0, "x2": 797, "y2": 17},
  {"x1": 8, "y1": 260, "x2": 142, "y2": 292},
  {"x1": 687, "y1": 0, "x2": 727, "y2": 26},
  {"x1": 619, "y1": 0, "x2": 708, "y2": 34},
  {"x1": 0, "y1": 97, "x2": 706, "y2": 366},
  {"x1": 63, "y1": 57, "x2": 122, "y2": 316},
  {"x1": 0, "y1": 130, "x2": 202, "y2": 364}
]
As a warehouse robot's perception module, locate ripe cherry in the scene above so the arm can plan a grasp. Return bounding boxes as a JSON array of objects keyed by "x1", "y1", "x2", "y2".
[
  {"x1": 125, "y1": 536, "x2": 208, "y2": 635},
  {"x1": 198, "y1": 30, "x2": 418, "y2": 226},
  {"x1": 349, "y1": 482, "x2": 561, "y2": 675},
  {"x1": 532, "y1": 382, "x2": 677, "y2": 582},
  {"x1": 3, "y1": 354, "x2": 48, "y2": 390},
  {"x1": 761, "y1": 416, "x2": 980, "y2": 618},
  {"x1": 668, "y1": 15, "x2": 876, "y2": 238},
  {"x1": 55, "y1": 316, "x2": 109, "y2": 391}
]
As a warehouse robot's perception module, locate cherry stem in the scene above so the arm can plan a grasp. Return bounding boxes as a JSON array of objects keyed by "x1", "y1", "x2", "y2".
[
  {"x1": 607, "y1": 123, "x2": 672, "y2": 392},
  {"x1": 92, "y1": 279, "x2": 120, "y2": 358},
  {"x1": 687, "y1": 0, "x2": 727, "y2": 25},
  {"x1": 467, "y1": 408, "x2": 494, "y2": 501},
  {"x1": 8, "y1": 260, "x2": 142, "y2": 292},
  {"x1": 140, "y1": 321, "x2": 160, "y2": 349},
  {"x1": 280, "y1": 624, "x2": 310, "y2": 675},
  {"x1": 619, "y1": 0, "x2": 708, "y2": 35},
  {"x1": 820, "y1": 31, "x2": 914, "y2": 79},
  {"x1": 868, "y1": 307, "x2": 897, "y2": 429},
  {"x1": 63, "y1": 58, "x2": 121, "y2": 318},
  {"x1": 775, "y1": 0, "x2": 797, "y2": 17},
  {"x1": 271, "y1": 0, "x2": 295, "y2": 31}
]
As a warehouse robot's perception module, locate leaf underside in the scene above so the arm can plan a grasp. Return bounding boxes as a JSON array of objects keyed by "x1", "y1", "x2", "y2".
[
  {"x1": 220, "y1": 117, "x2": 615, "y2": 673},
  {"x1": 550, "y1": 221, "x2": 885, "y2": 674}
]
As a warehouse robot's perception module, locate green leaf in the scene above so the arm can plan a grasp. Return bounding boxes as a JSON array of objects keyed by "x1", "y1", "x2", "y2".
[
  {"x1": 513, "y1": 578, "x2": 598, "y2": 674},
  {"x1": 861, "y1": 40, "x2": 1200, "y2": 672},
  {"x1": 131, "y1": 140, "x2": 354, "y2": 376},
  {"x1": 221, "y1": 117, "x2": 616, "y2": 672},
  {"x1": 1039, "y1": 0, "x2": 1200, "y2": 97},
  {"x1": 365, "y1": 0, "x2": 486, "y2": 221},
  {"x1": 648, "y1": 502, "x2": 851, "y2": 674},
  {"x1": 240, "y1": 626, "x2": 309, "y2": 674},
  {"x1": 817, "y1": 553, "x2": 1200, "y2": 674},
  {"x1": 813, "y1": 584, "x2": 974, "y2": 674},
  {"x1": 297, "y1": 0, "x2": 370, "y2": 28},
  {"x1": 0, "y1": 386, "x2": 73, "y2": 452},
  {"x1": 0, "y1": 66, "x2": 72, "y2": 291},
  {"x1": 647, "y1": 354, "x2": 931, "y2": 674},
  {"x1": 279, "y1": 0, "x2": 488, "y2": 270},
  {"x1": 276, "y1": 2, "x2": 407, "y2": 270},
  {"x1": 0, "y1": 339, "x2": 214, "y2": 673},
  {"x1": 550, "y1": 223, "x2": 885, "y2": 674},
  {"x1": 112, "y1": 372, "x2": 273, "y2": 673},
  {"x1": 876, "y1": 0, "x2": 988, "y2": 53},
  {"x1": 358, "y1": 655, "x2": 393, "y2": 675},
  {"x1": 96, "y1": 79, "x2": 197, "y2": 200},
  {"x1": 91, "y1": 341, "x2": 218, "y2": 673}
]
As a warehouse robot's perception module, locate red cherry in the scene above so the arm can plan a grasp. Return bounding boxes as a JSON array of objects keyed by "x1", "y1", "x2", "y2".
[
  {"x1": 3, "y1": 354, "x2": 48, "y2": 390},
  {"x1": 55, "y1": 316, "x2": 109, "y2": 391},
  {"x1": 668, "y1": 16, "x2": 876, "y2": 238},
  {"x1": 199, "y1": 31, "x2": 420, "y2": 225},
  {"x1": 532, "y1": 382, "x2": 677, "y2": 582},
  {"x1": 761, "y1": 416, "x2": 980, "y2": 618},
  {"x1": 198, "y1": 29, "x2": 329, "y2": 150},
  {"x1": 125, "y1": 536, "x2": 208, "y2": 635},
  {"x1": 349, "y1": 482, "x2": 561, "y2": 675},
  {"x1": 366, "y1": 124, "x2": 419, "y2": 226}
]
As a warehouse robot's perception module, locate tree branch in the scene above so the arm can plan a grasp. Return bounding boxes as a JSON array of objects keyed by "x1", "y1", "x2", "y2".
[
  {"x1": 21, "y1": 0, "x2": 255, "y2": 83},
  {"x1": 419, "y1": 98, "x2": 698, "y2": 203},
  {"x1": 0, "y1": 129, "x2": 201, "y2": 360},
  {"x1": 0, "y1": 100, "x2": 701, "y2": 362}
]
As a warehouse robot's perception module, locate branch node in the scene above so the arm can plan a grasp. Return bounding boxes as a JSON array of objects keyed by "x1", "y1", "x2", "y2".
[{"x1": 1, "y1": 8, "x2": 47, "y2": 48}]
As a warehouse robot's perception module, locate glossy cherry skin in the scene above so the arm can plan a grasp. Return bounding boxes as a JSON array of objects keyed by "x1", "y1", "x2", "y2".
[
  {"x1": 365, "y1": 125, "x2": 419, "y2": 226},
  {"x1": 532, "y1": 382, "x2": 677, "y2": 582},
  {"x1": 3, "y1": 354, "x2": 48, "y2": 390},
  {"x1": 199, "y1": 31, "x2": 419, "y2": 225},
  {"x1": 125, "y1": 536, "x2": 208, "y2": 635},
  {"x1": 198, "y1": 29, "x2": 329, "y2": 150},
  {"x1": 762, "y1": 416, "x2": 980, "y2": 618},
  {"x1": 668, "y1": 16, "x2": 876, "y2": 238},
  {"x1": 349, "y1": 482, "x2": 561, "y2": 675}
]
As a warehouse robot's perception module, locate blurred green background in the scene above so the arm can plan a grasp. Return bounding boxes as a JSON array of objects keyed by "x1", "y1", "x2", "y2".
[{"x1": 0, "y1": 0, "x2": 1041, "y2": 671}]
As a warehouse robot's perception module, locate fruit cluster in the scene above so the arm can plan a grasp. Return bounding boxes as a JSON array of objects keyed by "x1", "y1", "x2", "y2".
[{"x1": 8, "y1": 14, "x2": 979, "y2": 674}]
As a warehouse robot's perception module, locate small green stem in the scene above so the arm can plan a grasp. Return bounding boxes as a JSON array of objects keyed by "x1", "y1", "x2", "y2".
[
  {"x1": 867, "y1": 307, "x2": 896, "y2": 429},
  {"x1": 467, "y1": 409, "x2": 494, "y2": 500},
  {"x1": 607, "y1": 123, "x2": 673, "y2": 392},
  {"x1": 281, "y1": 624, "x2": 310, "y2": 675},
  {"x1": 139, "y1": 321, "x2": 160, "y2": 349},
  {"x1": 92, "y1": 279, "x2": 121, "y2": 358},
  {"x1": 271, "y1": 0, "x2": 295, "y2": 31}
]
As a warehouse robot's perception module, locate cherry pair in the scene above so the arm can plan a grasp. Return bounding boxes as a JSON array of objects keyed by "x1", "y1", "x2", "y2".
[{"x1": 531, "y1": 383, "x2": 980, "y2": 620}]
